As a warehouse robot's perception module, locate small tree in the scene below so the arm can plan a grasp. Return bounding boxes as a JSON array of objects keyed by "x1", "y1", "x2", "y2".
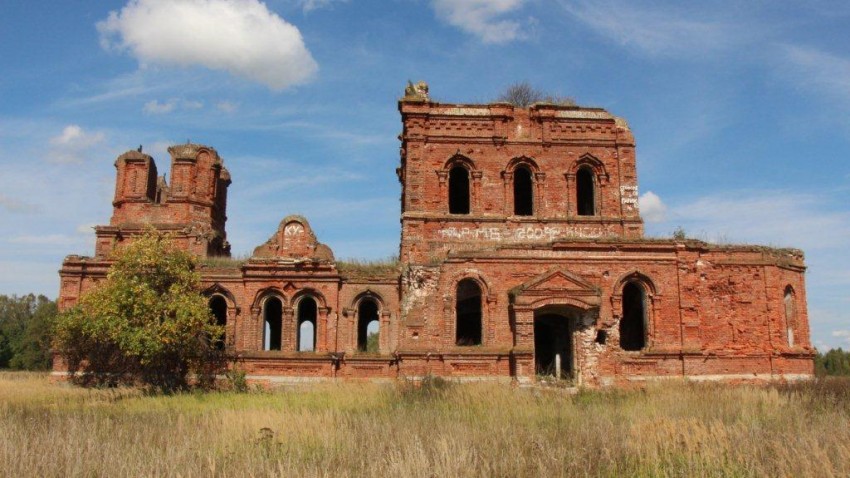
[
  {"x1": 53, "y1": 230, "x2": 224, "y2": 391},
  {"x1": 497, "y1": 81, "x2": 576, "y2": 107}
]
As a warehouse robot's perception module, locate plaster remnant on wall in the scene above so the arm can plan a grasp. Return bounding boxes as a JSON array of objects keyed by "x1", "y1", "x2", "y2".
[
  {"x1": 620, "y1": 185, "x2": 638, "y2": 211},
  {"x1": 401, "y1": 265, "x2": 440, "y2": 320}
]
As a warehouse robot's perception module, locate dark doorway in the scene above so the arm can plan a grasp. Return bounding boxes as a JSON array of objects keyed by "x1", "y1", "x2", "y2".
[
  {"x1": 456, "y1": 279, "x2": 482, "y2": 346},
  {"x1": 619, "y1": 282, "x2": 646, "y2": 351},
  {"x1": 576, "y1": 167, "x2": 595, "y2": 216},
  {"x1": 448, "y1": 166, "x2": 470, "y2": 214},
  {"x1": 298, "y1": 297, "x2": 318, "y2": 352},
  {"x1": 513, "y1": 166, "x2": 533, "y2": 216},
  {"x1": 534, "y1": 313, "x2": 572, "y2": 379},
  {"x1": 263, "y1": 297, "x2": 282, "y2": 351},
  {"x1": 357, "y1": 299, "x2": 380, "y2": 352},
  {"x1": 209, "y1": 295, "x2": 227, "y2": 350}
]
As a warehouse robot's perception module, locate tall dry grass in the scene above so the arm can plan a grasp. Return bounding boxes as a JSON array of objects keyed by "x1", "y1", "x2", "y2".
[{"x1": 1, "y1": 372, "x2": 849, "y2": 477}]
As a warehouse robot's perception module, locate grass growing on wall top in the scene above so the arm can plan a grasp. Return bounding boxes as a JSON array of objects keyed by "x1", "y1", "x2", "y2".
[{"x1": 2, "y1": 373, "x2": 849, "y2": 477}]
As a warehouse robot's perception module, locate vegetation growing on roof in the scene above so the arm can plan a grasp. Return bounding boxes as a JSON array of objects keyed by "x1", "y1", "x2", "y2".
[{"x1": 496, "y1": 81, "x2": 576, "y2": 107}]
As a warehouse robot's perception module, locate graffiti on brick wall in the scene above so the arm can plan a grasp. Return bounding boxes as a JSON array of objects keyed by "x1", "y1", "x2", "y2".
[
  {"x1": 620, "y1": 185, "x2": 638, "y2": 211},
  {"x1": 437, "y1": 224, "x2": 615, "y2": 241}
]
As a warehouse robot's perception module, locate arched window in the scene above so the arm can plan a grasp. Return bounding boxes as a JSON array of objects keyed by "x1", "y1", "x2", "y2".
[
  {"x1": 576, "y1": 167, "x2": 595, "y2": 216},
  {"x1": 513, "y1": 166, "x2": 533, "y2": 216},
  {"x1": 456, "y1": 279, "x2": 482, "y2": 346},
  {"x1": 784, "y1": 286, "x2": 795, "y2": 347},
  {"x1": 448, "y1": 165, "x2": 470, "y2": 214},
  {"x1": 263, "y1": 297, "x2": 282, "y2": 351},
  {"x1": 619, "y1": 282, "x2": 646, "y2": 351},
  {"x1": 297, "y1": 297, "x2": 317, "y2": 352},
  {"x1": 209, "y1": 295, "x2": 227, "y2": 350},
  {"x1": 357, "y1": 299, "x2": 380, "y2": 353}
]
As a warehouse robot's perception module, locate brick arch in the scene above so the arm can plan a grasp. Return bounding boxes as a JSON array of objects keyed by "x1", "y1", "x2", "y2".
[
  {"x1": 292, "y1": 288, "x2": 329, "y2": 310},
  {"x1": 611, "y1": 270, "x2": 656, "y2": 351},
  {"x1": 569, "y1": 153, "x2": 609, "y2": 181},
  {"x1": 350, "y1": 289, "x2": 386, "y2": 310},
  {"x1": 203, "y1": 283, "x2": 237, "y2": 309},
  {"x1": 443, "y1": 153, "x2": 477, "y2": 172},
  {"x1": 251, "y1": 286, "x2": 288, "y2": 310},
  {"x1": 613, "y1": 270, "x2": 658, "y2": 296},
  {"x1": 505, "y1": 156, "x2": 540, "y2": 174},
  {"x1": 445, "y1": 270, "x2": 493, "y2": 347}
]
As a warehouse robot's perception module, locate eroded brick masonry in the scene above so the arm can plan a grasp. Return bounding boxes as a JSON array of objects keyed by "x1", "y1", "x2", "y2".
[{"x1": 57, "y1": 84, "x2": 814, "y2": 385}]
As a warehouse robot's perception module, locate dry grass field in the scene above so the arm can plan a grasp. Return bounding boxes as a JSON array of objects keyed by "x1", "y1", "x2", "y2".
[{"x1": 1, "y1": 373, "x2": 849, "y2": 477}]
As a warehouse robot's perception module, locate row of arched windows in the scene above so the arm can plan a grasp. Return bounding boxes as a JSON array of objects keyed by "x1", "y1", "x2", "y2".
[
  {"x1": 205, "y1": 292, "x2": 382, "y2": 353},
  {"x1": 207, "y1": 283, "x2": 798, "y2": 353},
  {"x1": 448, "y1": 164, "x2": 597, "y2": 216}
]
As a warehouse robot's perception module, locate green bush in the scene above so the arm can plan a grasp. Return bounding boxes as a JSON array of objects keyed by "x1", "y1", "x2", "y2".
[{"x1": 53, "y1": 229, "x2": 225, "y2": 391}]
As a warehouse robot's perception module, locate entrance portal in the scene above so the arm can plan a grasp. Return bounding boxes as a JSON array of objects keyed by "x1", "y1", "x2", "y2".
[{"x1": 534, "y1": 312, "x2": 573, "y2": 379}]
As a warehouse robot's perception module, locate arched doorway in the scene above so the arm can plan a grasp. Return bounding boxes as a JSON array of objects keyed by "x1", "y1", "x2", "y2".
[
  {"x1": 533, "y1": 306, "x2": 582, "y2": 380},
  {"x1": 297, "y1": 297, "x2": 318, "y2": 352}
]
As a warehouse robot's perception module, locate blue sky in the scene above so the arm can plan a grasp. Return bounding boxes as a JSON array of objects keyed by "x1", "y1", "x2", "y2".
[{"x1": 1, "y1": 0, "x2": 848, "y2": 350}]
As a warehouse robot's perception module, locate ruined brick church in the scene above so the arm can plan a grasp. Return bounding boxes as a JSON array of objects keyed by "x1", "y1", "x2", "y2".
[{"x1": 57, "y1": 83, "x2": 814, "y2": 385}]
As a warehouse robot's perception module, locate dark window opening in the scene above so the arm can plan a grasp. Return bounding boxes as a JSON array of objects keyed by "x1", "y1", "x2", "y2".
[
  {"x1": 448, "y1": 166, "x2": 470, "y2": 214},
  {"x1": 298, "y1": 297, "x2": 317, "y2": 352},
  {"x1": 209, "y1": 295, "x2": 227, "y2": 350},
  {"x1": 595, "y1": 329, "x2": 607, "y2": 345},
  {"x1": 357, "y1": 299, "x2": 380, "y2": 353},
  {"x1": 534, "y1": 314, "x2": 572, "y2": 379},
  {"x1": 513, "y1": 166, "x2": 533, "y2": 216},
  {"x1": 619, "y1": 282, "x2": 646, "y2": 351},
  {"x1": 263, "y1": 297, "x2": 282, "y2": 351},
  {"x1": 576, "y1": 167, "x2": 595, "y2": 216},
  {"x1": 455, "y1": 279, "x2": 482, "y2": 346}
]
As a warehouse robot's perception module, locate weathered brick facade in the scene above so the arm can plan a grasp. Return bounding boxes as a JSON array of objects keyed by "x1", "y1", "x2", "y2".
[{"x1": 57, "y1": 84, "x2": 814, "y2": 385}]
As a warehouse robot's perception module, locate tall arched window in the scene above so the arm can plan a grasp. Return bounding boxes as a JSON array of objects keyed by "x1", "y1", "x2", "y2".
[
  {"x1": 513, "y1": 166, "x2": 533, "y2": 216},
  {"x1": 576, "y1": 167, "x2": 595, "y2": 216},
  {"x1": 619, "y1": 282, "x2": 646, "y2": 351},
  {"x1": 448, "y1": 165, "x2": 470, "y2": 214},
  {"x1": 263, "y1": 297, "x2": 282, "y2": 351},
  {"x1": 209, "y1": 295, "x2": 227, "y2": 350},
  {"x1": 298, "y1": 297, "x2": 318, "y2": 352},
  {"x1": 784, "y1": 286, "x2": 795, "y2": 347},
  {"x1": 357, "y1": 299, "x2": 380, "y2": 353},
  {"x1": 456, "y1": 279, "x2": 482, "y2": 346}
]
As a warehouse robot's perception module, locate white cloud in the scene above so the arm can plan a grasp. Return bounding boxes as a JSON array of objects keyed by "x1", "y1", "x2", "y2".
[
  {"x1": 98, "y1": 0, "x2": 318, "y2": 91},
  {"x1": 560, "y1": 0, "x2": 745, "y2": 58},
  {"x1": 0, "y1": 193, "x2": 40, "y2": 214},
  {"x1": 638, "y1": 191, "x2": 667, "y2": 223},
  {"x1": 143, "y1": 99, "x2": 176, "y2": 114},
  {"x1": 781, "y1": 45, "x2": 850, "y2": 105},
  {"x1": 300, "y1": 0, "x2": 347, "y2": 13},
  {"x1": 143, "y1": 98, "x2": 205, "y2": 114},
  {"x1": 48, "y1": 125, "x2": 106, "y2": 164},
  {"x1": 216, "y1": 100, "x2": 240, "y2": 113},
  {"x1": 182, "y1": 99, "x2": 204, "y2": 110},
  {"x1": 431, "y1": 0, "x2": 527, "y2": 44}
]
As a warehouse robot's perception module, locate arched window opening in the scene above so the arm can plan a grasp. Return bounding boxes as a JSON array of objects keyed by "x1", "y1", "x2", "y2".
[
  {"x1": 448, "y1": 166, "x2": 470, "y2": 214},
  {"x1": 619, "y1": 282, "x2": 646, "y2": 351},
  {"x1": 784, "y1": 287, "x2": 795, "y2": 347},
  {"x1": 456, "y1": 279, "x2": 482, "y2": 346},
  {"x1": 576, "y1": 167, "x2": 595, "y2": 216},
  {"x1": 357, "y1": 299, "x2": 380, "y2": 353},
  {"x1": 297, "y1": 297, "x2": 318, "y2": 352},
  {"x1": 263, "y1": 297, "x2": 282, "y2": 351},
  {"x1": 209, "y1": 295, "x2": 227, "y2": 350},
  {"x1": 513, "y1": 166, "x2": 533, "y2": 216}
]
